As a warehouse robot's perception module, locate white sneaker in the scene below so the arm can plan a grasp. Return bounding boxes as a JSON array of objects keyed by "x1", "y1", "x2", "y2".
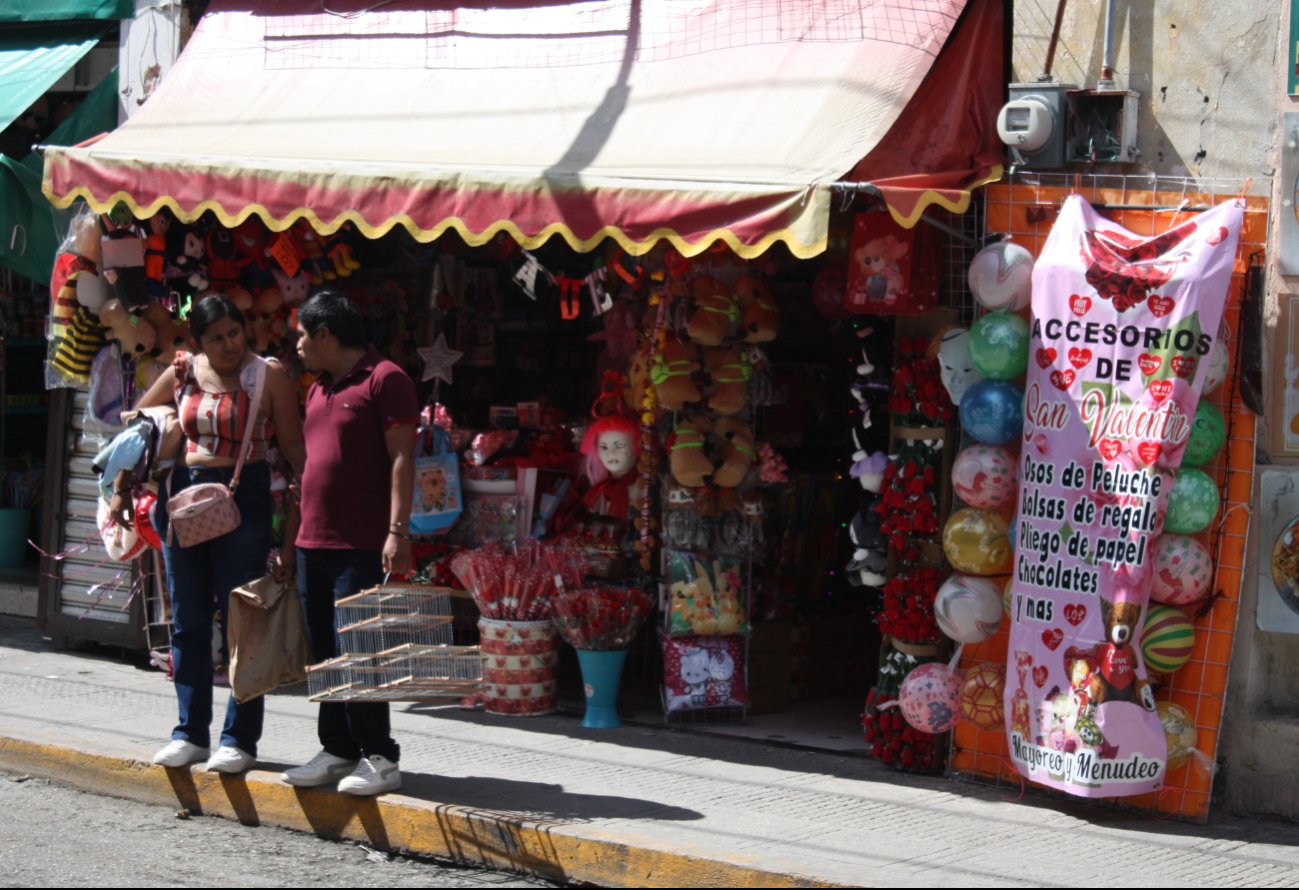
[
  {"x1": 282, "y1": 751, "x2": 359, "y2": 787},
  {"x1": 152, "y1": 739, "x2": 210, "y2": 768},
  {"x1": 337, "y1": 755, "x2": 401, "y2": 796},
  {"x1": 205, "y1": 745, "x2": 256, "y2": 774}
]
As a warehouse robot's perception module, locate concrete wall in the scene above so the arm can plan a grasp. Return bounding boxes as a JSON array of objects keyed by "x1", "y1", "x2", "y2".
[
  {"x1": 1015, "y1": 0, "x2": 1299, "y2": 822},
  {"x1": 1012, "y1": 0, "x2": 1279, "y2": 189}
]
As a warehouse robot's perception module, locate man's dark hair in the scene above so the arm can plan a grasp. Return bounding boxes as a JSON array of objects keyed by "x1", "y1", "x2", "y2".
[{"x1": 297, "y1": 290, "x2": 366, "y2": 348}]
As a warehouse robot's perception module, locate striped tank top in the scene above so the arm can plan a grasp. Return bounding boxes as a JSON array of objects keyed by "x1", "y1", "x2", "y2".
[{"x1": 173, "y1": 352, "x2": 273, "y2": 461}]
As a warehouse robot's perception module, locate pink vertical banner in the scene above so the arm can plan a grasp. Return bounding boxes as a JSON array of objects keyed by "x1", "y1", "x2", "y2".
[{"x1": 1004, "y1": 195, "x2": 1242, "y2": 797}]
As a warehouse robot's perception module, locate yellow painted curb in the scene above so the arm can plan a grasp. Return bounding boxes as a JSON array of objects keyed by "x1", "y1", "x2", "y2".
[{"x1": 0, "y1": 736, "x2": 846, "y2": 888}]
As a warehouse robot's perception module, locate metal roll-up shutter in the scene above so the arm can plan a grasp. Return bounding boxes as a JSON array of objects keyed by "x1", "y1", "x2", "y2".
[{"x1": 38, "y1": 386, "x2": 145, "y2": 647}]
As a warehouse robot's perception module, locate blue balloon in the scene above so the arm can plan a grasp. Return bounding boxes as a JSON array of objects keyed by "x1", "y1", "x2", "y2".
[{"x1": 960, "y1": 380, "x2": 1024, "y2": 446}]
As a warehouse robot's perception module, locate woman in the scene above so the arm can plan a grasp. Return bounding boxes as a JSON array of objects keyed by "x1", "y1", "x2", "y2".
[{"x1": 110, "y1": 294, "x2": 305, "y2": 774}]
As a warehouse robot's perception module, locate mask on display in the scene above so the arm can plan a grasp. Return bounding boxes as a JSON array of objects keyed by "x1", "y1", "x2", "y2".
[
  {"x1": 937, "y1": 327, "x2": 985, "y2": 406},
  {"x1": 598, "y1": 430, "x2": 636, "y2": 478}
]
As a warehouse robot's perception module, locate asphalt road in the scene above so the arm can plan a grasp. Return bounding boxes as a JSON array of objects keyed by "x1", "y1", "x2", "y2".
[{"x1": 0, "y1": 771, "x2": 567, "y2": 888}]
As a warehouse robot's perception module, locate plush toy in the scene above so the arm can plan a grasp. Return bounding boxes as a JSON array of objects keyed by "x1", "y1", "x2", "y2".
[
  {"x1": 685, "y1": 275, "x2": 738, "y2": 347},
  {"x1": 225, "y1": 284, "x2": 255, "y2": 314},
  {"x1": 668, "y1": 414, "x2": 712, "y2": 487},
  {"x1": 324, "y1": 222, "x2": 362, "y2": 279},
  {"x1": 205, "y1": 226, "x2": 248, "y2": 292},
  {"x1": 140, "y1": 301, "x2": 190, "y2": 366},
  {"x1": 650, "y1": 332, "x2": 702, "y2": 410},
  {"x1": 662, "y1": 482, "x2": 704, "y2": 551},
  {"x1": 99, "y1": 298, "x2": 157, "y2": 357},
  {"x1": 734, "y1": 274, "x2": 778, "y2": 343},
  {"x1": 290, "y1": 220, "x2": 329, "y2": 284},
  {"x1": 233, "y1": 218, "x2": 275, "y2": 293},
  {"x1": 1087, "y1": 596, "x2": 1156, "y2": 712},
  {"x1": 703, "y1": 346, "x2": 749, "y2": 416},
  {"x1": 166, "y1": 230, "x2": 210, "y2": 295},
  {"x1": 271, "y1": 267, "x2": 310, "y2": 307},
  {"x1": 248, "y1": 286, "x2": 286, "y2": 353},
  {"x1": 143, "y1": 210, "x2": 172, "y2": 301},
  {"x1": 711, "y1": 416, "x2": 754, "y2": 488}
]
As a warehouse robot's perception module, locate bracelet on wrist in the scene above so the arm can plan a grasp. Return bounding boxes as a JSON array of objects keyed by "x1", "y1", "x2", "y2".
[{"x1": 388, "y1": 530, "x2": 410, "y2": 540}]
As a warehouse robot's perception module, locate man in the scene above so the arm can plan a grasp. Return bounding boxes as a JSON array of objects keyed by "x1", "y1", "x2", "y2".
[{"x1": 283, "y1": 291, "x2": 417, "y2": 795}]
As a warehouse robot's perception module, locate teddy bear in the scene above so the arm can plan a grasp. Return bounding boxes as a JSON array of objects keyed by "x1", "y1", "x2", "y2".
[
  {"x1": 165, "y1": 230, "x2": 210, "y2": 295},
  {"x1": 1086, "y1": 597, "x2": 1156, "y2": 712},
  {"x1": 1010, "y1": 649, "x2": 1034, "y2": 739},
  {"x1": 703, "y1": 346, "x2": 749, "y2": 416},
  {"x1": 99, "y1": 298, "x2": 157, "y2": 358},
  {"x1": 140, "y1": 300, "x2": 191, "y2": 366},
  {"x1": 1037, "y1": 687, "x2": 1082, "y2": 754},
  {"x1": 668, "y1": 414, "x2": 713, "y2": 487},
  {"x1": 734, "y1": 274, "x2": 778, "y2": 343},
  {"x1": 225, "y1": 284, "x2": 255, "y2": 314},
  {"x1": 248, "y1": 286, "x2": 287, "y2": 353},
  {"x1": 850, "y1": 234, "x2": 909, "y2": 306},
  {"x1": 711, "y1": 416, "x2": 755, "y2": 488},
  {"x1": 685, "y1": 275, "x2": 738, "y2": 347},
  {"x1": 651, "y1": 332, "x2": 702, "y2": 410}
]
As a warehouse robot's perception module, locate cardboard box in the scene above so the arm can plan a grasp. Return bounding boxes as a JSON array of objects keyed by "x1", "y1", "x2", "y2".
[{"x1": 747, "y1": 620, "x2": 792, "y2": 715}]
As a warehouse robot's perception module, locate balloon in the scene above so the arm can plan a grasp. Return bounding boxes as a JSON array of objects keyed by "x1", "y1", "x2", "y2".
[
  {"x1": 959, "y1": 379, "x2": 1024, "y2": 446},
  {"x1": 1182, "y1": 401, "x2": 1226, "y2": 467},
  {"x1": 899, "y1": 662, "x2": 962, "y2": 734},
  {"x1": 1158, "y1": 701, "x2": 1199, "y2": 771},
  {"x1": 1150, "y1": 534, "x2": 1213, "y2": 607},
  {"x1": 1141, "y1": 604, "x2": 1196, "y2": 674},
  {"x1": 1165, "y1": 468, "x2": 1220, "y2": 535},
  {"x1": 968, "y1": 241, "x2": 1034, "y2": 312},
  {"x1": 968, "y1": 312, "x2": 1030, "y2": 380},
  {"x1": 951, "y1": 445, "x2": 1018, "y2": 509},
  {"x1": 1200, "y1": 338, "x2": 1230, "y2": 396},
  {"x1": 934, "y1": 574, "x2": 1004, "y2": 643},
  {"x1": 959, "y1": 664, "x2": 1006, "y2": 731},
  {"x1": 943, "y1": 508, "x2": 1013, "y2": 575}
]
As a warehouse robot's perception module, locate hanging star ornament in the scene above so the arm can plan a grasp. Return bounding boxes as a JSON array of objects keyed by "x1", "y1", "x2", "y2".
[{"x1": 419, "y1": 333, "x2": 463, "y2": 384}]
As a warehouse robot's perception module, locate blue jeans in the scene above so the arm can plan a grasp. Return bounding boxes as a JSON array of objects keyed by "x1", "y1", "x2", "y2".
[
  {"x1": 159, "y1": 462, "x2": 272, "y2": 756},
  {"x1": 297, "y1": 548, "x2": 400, "y2": 762}
]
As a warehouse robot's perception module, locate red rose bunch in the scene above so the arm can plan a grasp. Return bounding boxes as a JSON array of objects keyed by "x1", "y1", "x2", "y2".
[
  {"x1": 885, "y1": 336, "x2": 950, "y2": 426},
  {"x1": 876, "y1": 566, "x2": 943, "y2": 644},
  {"x1": 860, "y1": 648, "x2": 942, "y2": 772},
  {"x1": 552, "y1": 586, "x2": 654, "y2": 650},
  {"x1": 874, "y1": 442, "x2": 942, "y2": 550}
]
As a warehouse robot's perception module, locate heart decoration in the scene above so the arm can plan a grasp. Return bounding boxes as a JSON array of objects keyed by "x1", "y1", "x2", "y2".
[
  {"x1": 520, "y1": 655, "x2": 533, "y2": 667},
  {"x1": 1032, "y1": 665, "x2": 1049, "y2": 688},
  {"x1": 1148, "y1": 379, "x2": 1174, "y2": 402},
  {"x1": 1137, "y1": 441, "x2": 1162, "y2": 464},
  {"x1": 1064, "y1": 603, "x2": 1087, "y2": 626},
  {"x1": 494, "y1": 657, "x2": 507, "y2": 667},
  {"x1": 1207, "y1": 226, "x2": 1228, "y2": 246},
  {"x1": 1070, "y1": 294, "x2": 1092, "y2": 316},
  {"x1": 1050, "y1": 369, "x2": 1076, "y2": 391},
  {"x1": 1068, "y1": 347, "x2": 1092, "y2": 369},
  {"x1": 1148, "y1": 295, "x2": 1175, "y2": 317},
  {"x1": 1171, "y1": 355, "x2": 1197, "y2": 378},
  {"x1": 1098, "y1": 438, "x2": 1123, "y2": 460},
  {"x1": 1036, "y1": 347, "x2": 1058, "y2": 369},
  {"x1": 1138, "y1": 353, "x2": 1161, "y2": 376},
  {"x1": 1042, "y1": 628, "x2": 1064, "y2": 650},
  {"x1": 520, "y1": 685, "x2": 533, "y2": 696},
  {"x1": 1033, "y1": 433, "x2": 1049, "y2": 455}
]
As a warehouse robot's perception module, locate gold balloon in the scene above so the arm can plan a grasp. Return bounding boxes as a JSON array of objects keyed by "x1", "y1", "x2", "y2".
[
  {"x1": 1158, "y1": 701, "x2": 1198, "y2": 771},
  {"x1": 943, "y1": 508, "x2": 1013, "y2": 575},
  {"x1": 959, "y1": 664, "x2": 1006, "y2": 731}
]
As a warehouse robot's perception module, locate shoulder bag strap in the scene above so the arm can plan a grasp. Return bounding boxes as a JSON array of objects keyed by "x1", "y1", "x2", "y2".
[{"x1": 228, "y1": 357, "x2": 269, "y2": 492}]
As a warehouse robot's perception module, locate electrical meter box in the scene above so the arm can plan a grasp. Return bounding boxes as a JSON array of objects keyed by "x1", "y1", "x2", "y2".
[
  {"x1": 998, "y1": 82, "x2": 1072, "y2": 170},
  {"x1": 1065, "y1": 88, "x2": 1140, "y2": 164}
]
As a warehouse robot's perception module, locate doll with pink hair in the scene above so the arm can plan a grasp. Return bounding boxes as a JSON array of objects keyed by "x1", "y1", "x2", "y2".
[{"x1": 579, "y1": 414, "x2": 642, "y2": 520}]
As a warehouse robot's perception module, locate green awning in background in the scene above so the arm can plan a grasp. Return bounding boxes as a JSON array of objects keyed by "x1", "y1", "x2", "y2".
[
  {"x1": 0, "y1": 23, "x2": 106, "y2": 135},
  {"x1": 1, "y1": 66, "x2": 117, "y2": 284},
  {"x1": 0, "y1": 1, "x2": 132, "y2": 23}
]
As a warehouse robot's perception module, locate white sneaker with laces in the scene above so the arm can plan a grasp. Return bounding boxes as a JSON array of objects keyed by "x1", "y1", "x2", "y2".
[
  {"x1": 282, "y1": 751, "x2": 359, "y2": 787},
  {"x1": 152, "y1": 739, "x2": 210, "y2": 768},
  {"x1": 337, "y1": 755, "x2": 401, "y2": 796},
  {"x1": 205, "y1": 745, "x2": 256, "y2": 774}
]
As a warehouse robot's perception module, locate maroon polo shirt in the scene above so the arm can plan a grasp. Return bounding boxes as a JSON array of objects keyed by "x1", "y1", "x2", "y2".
[{"x1": 298, "y1": 347, "x2": 419, "y2": 551}]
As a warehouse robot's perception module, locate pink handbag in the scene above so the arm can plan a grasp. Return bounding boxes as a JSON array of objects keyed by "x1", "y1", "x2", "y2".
[{"x1": 166, "y1": 357, "x2": 268, "y2": 548}]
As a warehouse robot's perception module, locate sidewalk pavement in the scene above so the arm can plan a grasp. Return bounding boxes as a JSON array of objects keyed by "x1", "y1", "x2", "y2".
[{"x1": 2, "y1": 616, "x2": 1297, "y2": 889}]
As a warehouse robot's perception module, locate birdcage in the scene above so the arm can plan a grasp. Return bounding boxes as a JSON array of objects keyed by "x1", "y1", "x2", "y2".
[{"x1": 307, "y1": 585, "x2": 482, "y2": 702}]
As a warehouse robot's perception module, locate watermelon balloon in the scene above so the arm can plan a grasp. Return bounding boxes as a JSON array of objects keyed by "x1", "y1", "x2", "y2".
[
  {"x1": 1141, "y1": 605, "x2": 1195, "y2": 674},
  {"x1": 951, "y1": 445, "x2": 1018, "y2": 510}
]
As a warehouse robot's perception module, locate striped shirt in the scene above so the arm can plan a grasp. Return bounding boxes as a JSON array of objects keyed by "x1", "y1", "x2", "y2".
[{"x1": 173, "y1": 352, "x2": 272, "y2": 461}]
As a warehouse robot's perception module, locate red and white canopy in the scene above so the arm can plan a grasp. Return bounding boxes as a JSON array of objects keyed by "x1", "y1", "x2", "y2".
[{"x1": 44, "y1": 0, "x2": 1003, "y2": 259}]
